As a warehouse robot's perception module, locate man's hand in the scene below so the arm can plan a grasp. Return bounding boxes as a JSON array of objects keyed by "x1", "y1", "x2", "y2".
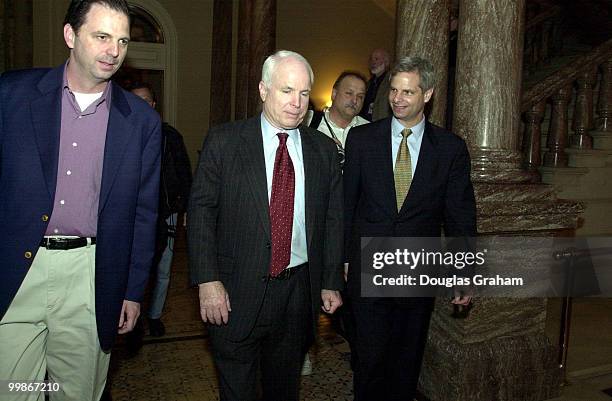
[
  {"x1": 118, "y1": 300, "x2": 141, "y2": 334},
  {"x1": 321, "y1": 289, "x2": 343, "y2": 314},
  {"x1": 199, "y1": 281, "x2": 231, "y2": 325},
  {"x1": 451, "y1": 287, "x2": 473, "y2": 306}
]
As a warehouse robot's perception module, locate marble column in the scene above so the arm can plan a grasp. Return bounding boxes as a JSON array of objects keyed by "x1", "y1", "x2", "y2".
[
  {"x1": 2, "y1": 0, "x2": 33, "y2": 71},
  {"x1": 413, "y1": 1, "x2": 583, "y2": 400},
  {"x1": 0, "y1": 0, "x2": 5, "y2": 73},
  {"x1": 453, "y1": 0, "x2": 531, "y2": 183},
  {"x1": 396, "y1": 0, "x2": 450, "y2": 127},
  {"x1": 235, "y1": 0, "x2": 276, "y2": 120},
  {"x1": 208, "y1": 0, "x2": 233, "y2": 127},
  {"x1": 234, "y1": 0, "x2": 252, "y2": 121}
]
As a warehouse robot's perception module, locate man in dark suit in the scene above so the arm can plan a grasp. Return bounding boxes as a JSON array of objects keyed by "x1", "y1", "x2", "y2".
[
  {"x1": 344, "y1": 56, "x2": 476, "y2": 401},
  {"x1": 130, "y1": 82, "x2": 193, "y2": 338},
  {"x1": 0, "y1": 1, "x2": 161, "y2": 400},
  {"x1": 188, "y1": 50, "x2": 344, "y2": 401}
]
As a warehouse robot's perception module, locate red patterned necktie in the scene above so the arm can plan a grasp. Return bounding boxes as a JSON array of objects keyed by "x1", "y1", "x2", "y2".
[{"x1": 269, "y1": 132, "x2": 295, "y2": 277}]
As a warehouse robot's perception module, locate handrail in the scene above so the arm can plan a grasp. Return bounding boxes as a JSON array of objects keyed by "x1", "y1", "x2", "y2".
[
  {"x1": 523, "y1": 2, "x2": 564, "y2": 77},
  {"x1": 525, "y1": 5, "x2": 561, "y2": 30},
  {"x1": 522, "y1": 37, "x2": 612, "y2": 112}
]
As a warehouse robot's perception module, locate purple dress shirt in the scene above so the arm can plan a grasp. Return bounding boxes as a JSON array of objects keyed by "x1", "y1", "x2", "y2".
[{"x1": 45, "y1": 66, "x2": 111, "y2": 237}]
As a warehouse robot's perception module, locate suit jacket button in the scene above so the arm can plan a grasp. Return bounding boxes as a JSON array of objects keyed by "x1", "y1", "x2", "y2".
[
  {"x1": 24, "y1": 251, "x2": 33, "y2": 259},
  {"x1": 261, "y1": 275, "x2": 268, "y2": 282},
  {"x1": 41, "y1": 214, "x2": 49, "y2": 222},
  {"x1": 265, "y1": 243, "x2": 271, "y2": 249}
]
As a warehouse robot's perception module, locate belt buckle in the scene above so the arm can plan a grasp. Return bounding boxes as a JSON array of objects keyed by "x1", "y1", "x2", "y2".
[
  {"x1": 55, "y1": 238, "x2": 71, "y2": 249},
  {"x1": 41, "y1": 237, "x2": 83, "y2": 250}
]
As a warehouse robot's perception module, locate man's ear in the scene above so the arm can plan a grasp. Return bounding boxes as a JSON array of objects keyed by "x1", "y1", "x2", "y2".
[
  {"x1": 64, "y1": 24, "x2": 75, "y2": 49},
  {"x1": 258, "y1": 81, "x2": 267, "y2": 102},
  {"x1": 424, "y1": 88, "x2": 434, "y2": 103},
  {"x1": 331, "y1": 88, "x2": 338, "y2": 102}
]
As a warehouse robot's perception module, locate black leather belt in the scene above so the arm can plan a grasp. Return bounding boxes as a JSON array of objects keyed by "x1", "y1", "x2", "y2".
[
  {"x1": 270, "y1": 262, "x2": 307, "y2": 280},
  {"x1": 39, "y1": 237, "x2": 96, "y2": 250}
]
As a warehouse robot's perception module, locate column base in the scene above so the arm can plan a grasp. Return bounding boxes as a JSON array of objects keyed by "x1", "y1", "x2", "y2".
[
  {"x1": 417, "y1": 182, "x2": 583, "y2": 401},
  {"x1": 419, "y1": 313, "x2": 561, "y2": 401},
  {"x1": 470, "y1": 148, "x2": 534, "y2": 183}
]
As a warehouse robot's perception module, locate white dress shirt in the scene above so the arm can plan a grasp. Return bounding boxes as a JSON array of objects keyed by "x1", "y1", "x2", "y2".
[
  {"x1": 306, "y1": 109, "x2": 370, "y2": 147},
  {"x1": 261, "y1": 114, "x2": 308, "y2": 268}
]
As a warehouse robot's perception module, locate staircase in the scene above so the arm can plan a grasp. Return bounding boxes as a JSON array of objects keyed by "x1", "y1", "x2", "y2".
[{"x1": 520, "y1": 2, "x2": 612, "y2": 235}]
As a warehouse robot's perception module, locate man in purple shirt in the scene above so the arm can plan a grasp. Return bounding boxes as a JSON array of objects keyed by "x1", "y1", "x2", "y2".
[{"x1": 0, "y1": 1, "x2": 161, "y2": 400}]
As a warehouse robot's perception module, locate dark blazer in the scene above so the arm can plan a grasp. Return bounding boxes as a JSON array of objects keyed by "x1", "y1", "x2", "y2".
[
  {"x1": 371, "y1": 74, "x2": 391, "y2": 121},
  {"x1": 188, "y1": 115, "x2": 344, "y2": 341},
  {"x1": 343, "y1": 117, "x2": 477, "y2": 296},
  {"x1": 0, "y1": 65, "x2": 162, "y2": 351}
]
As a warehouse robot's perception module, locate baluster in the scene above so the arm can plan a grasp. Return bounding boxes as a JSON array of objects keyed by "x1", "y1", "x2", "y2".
[
  {"x1": 571, "y1": 67, "x2": 597, "y2": 149},
  {"x1": 596, "y1": 58, "x2": 612, "y2": 132},
  {"x1": 539, "y1": 20, "x2": 552, "y2": 66},
  {"x1": 523, "y1": 29, "x2": 535, "y2": 76},
  {"x1": 544, "y1": 84, "x2": 572, "y2": 167},
  {"x1": 550, "y1": 12, "x2": 563, "y2": 55},
  {"x1": 532, "y1": 28, "x2": 541, "y2": 70},
  {"x1": 523, "y1": 100, "x2": 546, "y2": 173}
]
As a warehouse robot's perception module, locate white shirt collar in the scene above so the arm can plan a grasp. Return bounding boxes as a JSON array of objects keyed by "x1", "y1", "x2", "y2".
[
  {"x1": 261, "y1": 113, "x2": 300, "y2": 142},
  {"x1": 391, "y1": 116, "x2": 426, "y2": 139},
  {"x1": 325, "y1": 108, "x2": 367, "y2": 130}
]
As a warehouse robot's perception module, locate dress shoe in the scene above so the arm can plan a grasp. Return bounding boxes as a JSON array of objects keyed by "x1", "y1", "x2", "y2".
[
  {"x1": 124, "y1": 321, "x2": 144, "y2": 357},
  {"x1": 148, "y1": 318, "x2": 166, "y2": 337}
]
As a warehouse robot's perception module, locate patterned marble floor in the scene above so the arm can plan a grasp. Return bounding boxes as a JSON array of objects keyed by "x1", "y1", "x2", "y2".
[
  {"x1": 107, "y1": 231, "x2": 353, "y2": 401},
  {"x1": 106, "y1": 231, "x2": 612, "y2": 401},
  {"x1": 109, "y1": 332, "x2": 353, "y2": 401}
]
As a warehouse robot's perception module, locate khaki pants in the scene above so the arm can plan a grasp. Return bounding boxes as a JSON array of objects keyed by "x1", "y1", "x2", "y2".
[{"x1": 0, "y1": 243, "x2": 110, "y2": 401}]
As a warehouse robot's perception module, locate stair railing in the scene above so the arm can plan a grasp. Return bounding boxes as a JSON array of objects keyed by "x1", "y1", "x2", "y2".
[{"x1": 521, "y1": 38, "x2": 612, "y2": 174}]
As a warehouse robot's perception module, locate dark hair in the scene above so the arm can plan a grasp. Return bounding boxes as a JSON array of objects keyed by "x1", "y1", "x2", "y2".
[
  {"x1": 128, "y1": 81, "x2": 156, "y2": 102},
  {"x1": 64, "y1": 0, "x2": 131, "y2": 34},
  {"x1": 332, "y1": 70, "x2": 368, "y2": 90}
]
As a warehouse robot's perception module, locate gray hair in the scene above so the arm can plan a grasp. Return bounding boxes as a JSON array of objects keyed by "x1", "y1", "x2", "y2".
[
  {"x1": 389, "y1": 56, "x2": 435, "y2": 92},
  {"x1": 261, "y1": 50, "x2": 314, "y2": 88}
]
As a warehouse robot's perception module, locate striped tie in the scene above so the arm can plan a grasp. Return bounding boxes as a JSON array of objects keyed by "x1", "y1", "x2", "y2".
[{"x1": 394, "y1": 128, "x2": 412, "y2": 211}]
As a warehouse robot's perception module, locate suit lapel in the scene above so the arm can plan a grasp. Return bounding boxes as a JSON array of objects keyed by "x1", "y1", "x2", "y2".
[
  {"x1": 239, "y1": 116, "x2": 271, "y2": 239},
  {"x1": 31, "y1": 67, "x2": 64, "y2": 199},
  {"x1": 300, "y1": 126, "x2": 319, "y2": 249},
  {"x1": 99, "y1": 82, "x2": 133, "y2": 212}
]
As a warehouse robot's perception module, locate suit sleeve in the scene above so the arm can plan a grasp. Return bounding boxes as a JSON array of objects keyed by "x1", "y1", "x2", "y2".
[
  {"x1": 125, "y1": 117, "x2": 162, "y2": 301},
  {"x1": 187, "y1": 127, "x2": 223, "y2": 285},
  {"x1": 343, "y1": 128, "x2": 361, "y2": 262},
  {"x1": 321, "y1": 141, "x2": 345, "y2": 290},
  {"x1": 443, "y1": 139, "x2": 477, "y2": 237}
]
